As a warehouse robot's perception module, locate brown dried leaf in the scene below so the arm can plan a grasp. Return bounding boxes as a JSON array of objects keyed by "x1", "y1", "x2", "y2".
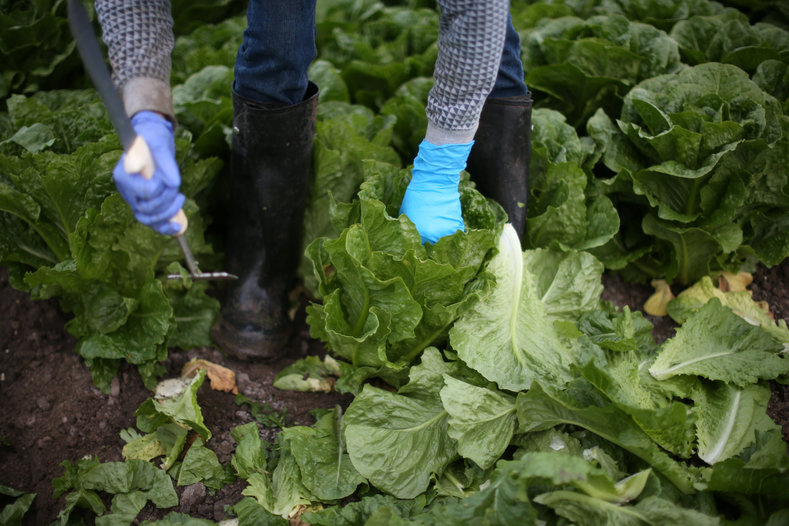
[
  {"x1": 644, "y1": 279, "x2": 674, "y2": 317},
  {"x1": 290, "y1": 504, "x2": 324, "y2": 525},
  {"x1": 181, "y1": 358, "x2": 238, "y2": 394}
]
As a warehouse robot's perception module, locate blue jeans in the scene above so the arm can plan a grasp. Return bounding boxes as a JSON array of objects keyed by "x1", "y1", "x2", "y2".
[
  {"x1": 490, "y1": 15, "x2": 529, "y2": 98},
  {"x1": 234, "y1": 2, "x2": 528, "y2": 105},
  {"x1": 233, "y1": 0, "x2": 317, "y2": 105}
]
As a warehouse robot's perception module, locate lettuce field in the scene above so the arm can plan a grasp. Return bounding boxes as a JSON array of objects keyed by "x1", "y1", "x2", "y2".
[{"x1": 1, "y1": 0, "x2": 789, "y2": 524}]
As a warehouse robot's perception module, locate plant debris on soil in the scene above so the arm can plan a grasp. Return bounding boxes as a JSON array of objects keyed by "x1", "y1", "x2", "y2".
[{"x1": 1, "y1": 261, "x2": 788, "y2": 524}]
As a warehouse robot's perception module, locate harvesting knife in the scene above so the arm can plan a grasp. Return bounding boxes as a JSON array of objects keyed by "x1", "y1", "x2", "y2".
[{"x1": 67, "y1": 0, "x2": 236, "y2": 281}]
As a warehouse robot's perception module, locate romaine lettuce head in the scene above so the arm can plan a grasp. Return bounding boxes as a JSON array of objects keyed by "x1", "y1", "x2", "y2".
[
  {"x1": 305, "y1": 161, "x2": 502, "y2": 391},
  {"x1": 521, "y1": 14, "x2": 682, "y2": 128},
  {"x1": 671, "y1": 11, "x2": 789, "y2": 75},
  {"x1": 589, "y1": 63, "x2": 787, "y2": 283}
]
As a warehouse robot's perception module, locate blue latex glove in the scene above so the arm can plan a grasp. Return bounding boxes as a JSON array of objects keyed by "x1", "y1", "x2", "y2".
[
  {"x1": 399, "y1": 139, "x2": 473, "y2": 244},
  {"x1": 113, "y1": 111, "x2": 185, "y2": 235}
]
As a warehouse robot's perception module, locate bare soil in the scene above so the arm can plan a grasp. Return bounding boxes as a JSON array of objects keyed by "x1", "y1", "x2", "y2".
[{"x1": 1, "y1": 261, "x2": 788, "y2": 525}]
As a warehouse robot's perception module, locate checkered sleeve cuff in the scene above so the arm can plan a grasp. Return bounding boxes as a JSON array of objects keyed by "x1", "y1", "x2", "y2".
[
  {"x1": 427, "y1": 0, "x2": 509, "y2": 133},
  {"x1": 95, "y1": 0, "x2": 174, "y2": 117}
]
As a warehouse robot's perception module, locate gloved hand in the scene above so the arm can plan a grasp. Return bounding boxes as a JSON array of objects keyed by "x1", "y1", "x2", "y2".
[
  {"x1": 399, "y1": 139, "x2": 473, "y2": 244},
  {"x1": 113, "y1": 111, "x2": 185, "y2": 235}
]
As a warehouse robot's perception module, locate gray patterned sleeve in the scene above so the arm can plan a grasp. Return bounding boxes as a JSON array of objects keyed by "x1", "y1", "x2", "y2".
[
  {"x1": 425, "y1": 0, "x2": 509, "y2": 144},
  {"x1": 94, "y1": 0, "x2": 175, "y2": 118}
]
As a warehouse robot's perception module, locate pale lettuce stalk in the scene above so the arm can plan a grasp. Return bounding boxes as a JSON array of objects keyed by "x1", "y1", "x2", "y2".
[
  {"x1": 450, "y1": 224, "x2": 602, "y2": 391},
  {"x1": 242, "y1": 450, "x2": 312, "y2": 520},
  {"x1": 691, "y1": 382, "x2": 778, "y2": 465}
]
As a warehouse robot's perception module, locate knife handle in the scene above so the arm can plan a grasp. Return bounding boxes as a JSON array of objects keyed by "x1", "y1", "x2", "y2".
[{"x1": 124, "y1": 134, "x2": 188, "y2": 236}]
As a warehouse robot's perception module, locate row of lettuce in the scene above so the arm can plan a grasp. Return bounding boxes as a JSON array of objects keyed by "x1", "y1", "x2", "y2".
[
  {"x1": 1, "y1": 0, "x2": 787, "y2": 391},
  {"x1": 1, "y1": 0, "x2": 789, "y2": 524},
  {"x1": 7, "y1": 210, "x2": 789, "y2": 524}
]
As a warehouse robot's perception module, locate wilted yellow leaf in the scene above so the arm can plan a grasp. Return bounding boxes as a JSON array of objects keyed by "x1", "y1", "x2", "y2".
[
  {"x1": 122, "y1": 432, "x2": 167, "y2": 462},
  {"x1": 181, "y1": 358, "x2": 238, "y2": 394},
  {"x1": 719, "y1": 271, "x2": 753, "y2": 293},
  {"x1": 644, "y1": 279, "x2": 674, "y2": 317}
]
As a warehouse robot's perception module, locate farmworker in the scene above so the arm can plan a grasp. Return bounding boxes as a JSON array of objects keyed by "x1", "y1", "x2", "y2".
[{"x1": 95, "y1": 0, "x2": 532, "y2": 359}]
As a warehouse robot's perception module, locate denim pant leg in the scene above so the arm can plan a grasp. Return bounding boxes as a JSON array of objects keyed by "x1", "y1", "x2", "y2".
[
  {"x1": 233, "y1": 0, "x2": 317, "y2": 105},
  {"x1": 490, "y1": 14, "x2": 529, "y2": 98}
]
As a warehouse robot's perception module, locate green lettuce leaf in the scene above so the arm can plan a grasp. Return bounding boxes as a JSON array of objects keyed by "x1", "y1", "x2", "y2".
[
  {"x1": 380, "y1": 77, "x2": 432, "y2": 160},
  {"x1": 303, "y1": 494, "x2": 428, "y2": 526},
  {"x1": 522, "y1": 14, "x2": 681, "y2": 127},
  {"x1": 172, "y1": 65, "x2": 234, "y2": 158},
  {"x1": 670, "y1": 12, "x2": 789, "y2": 74},
  {"x1": 691, "y1": 381, "x2": 777, "y2": 465},
  {"x1": 649, "y1": 299, "x2": 789, "y2": 385},
  {"x1": 171, "y1": 16, "x2": 245, "y2": 83},
  {"x1": 576, "y1": 303, "x2": 656, "y2": 353},
  {"x1": 577, "y1": 358, "x2": 697, "y2": 458},
  {"x1": 343, "y1": 349, "x2": 457, "y2": 498},
  {"x1": 667, "y1": 276, "x2": 789, "y2": 344},
  {"x1": 516, "y1": 381, "x2": 697, "y2": 494},
  {"x1": 0, "y1": 485, "x2": 35, "y2": 526},
  {"x1": 139, "y1": 511, "x2": 217, "y2": 525},
  {"x1": 523, "y1": 248, "x2": 604, "y2": 321},
  {"x1": 534, "y1": 492, "x2": 720, "y2": 525},
  {"x1": 526, "y1": 108, "x2": 618, "y2": 251},
  {"x1": 231, "y1": 497, "x2": 289, "y2": 526},
  {"x1": 121, "y1": 428, "x2": 167, "y2": 464},
  {"x1": 439, "y1": 376, "x2": 516, "y2": 469},
  {"x1": 282, "y1": 408, "x2": 366, "y2": 500},
  {"x1": 177, "y1": 438, "x2": 231, "y2": 490},
  {"x1": 54, "y1": 458, "x2": 178, "y2": 526},
  {"x1": 231, "y1": 422, "x2": 267, "y2": 479},
  {"x1": 273, "y1": 355, "x2": 342, "y2": 392},
  {"x1": 450, "y1": 225, "x2": 578, "y2": 391},
  {"x1": 502, "y1": 451, "x2": 648, "y2": 505},
  {"x1": 124, "y1": 370, "x2": 211, "y2": 472},
  {"x1": 241, "y1": 447, "x2": 312, "y2": 519},
  {"x1": 149, "y1": 369, "x2": 212, "y2": 442}
]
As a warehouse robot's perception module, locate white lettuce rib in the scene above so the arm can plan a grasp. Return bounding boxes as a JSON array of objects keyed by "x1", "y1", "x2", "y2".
[{"x1": 699, "y1": 389, "x2": 741, "y2": 465}]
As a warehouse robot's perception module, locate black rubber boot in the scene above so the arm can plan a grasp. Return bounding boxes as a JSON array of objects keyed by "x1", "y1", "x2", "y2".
[
  {"x1": 466, "y1": 93, "x2": 533, "y2": 241},
  {"x1": 211, "y1": 82, "x2": 319, "y2": 360}
]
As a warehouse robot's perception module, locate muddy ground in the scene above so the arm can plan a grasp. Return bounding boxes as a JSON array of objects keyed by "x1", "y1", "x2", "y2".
[{"x1": 1, "y1": 260, "x2": 788, "y2": 525}]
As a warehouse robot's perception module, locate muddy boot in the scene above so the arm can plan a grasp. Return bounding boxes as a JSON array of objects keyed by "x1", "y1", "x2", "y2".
[
  {"x1": 466, "y1": 93, "x2": 533, "y2": 241},
  {"x1": 211, "y1": 82, "x2": 319, "y2": 360}
]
